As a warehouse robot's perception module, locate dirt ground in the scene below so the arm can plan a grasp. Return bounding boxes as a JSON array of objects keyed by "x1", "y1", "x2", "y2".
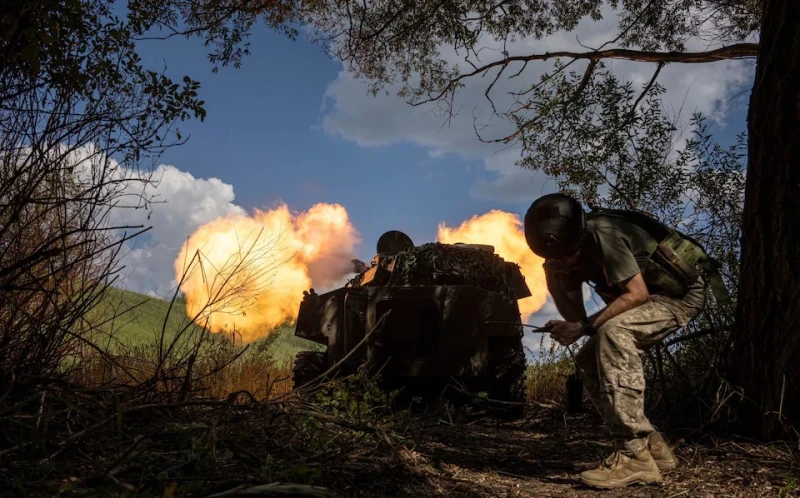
[
  {"x1": 347, "y1": 408, "x2": 799, "y2": 498},
  {"x1": 10, "y1": 395, "x2": 796, "y2": 497}
]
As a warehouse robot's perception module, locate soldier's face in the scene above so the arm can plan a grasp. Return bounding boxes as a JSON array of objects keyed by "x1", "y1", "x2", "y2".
[{"x1": 554, "y1": 249, "x2": 581, "y2": 267}]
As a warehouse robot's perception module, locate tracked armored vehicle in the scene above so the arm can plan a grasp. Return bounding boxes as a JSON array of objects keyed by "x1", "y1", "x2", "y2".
[{"x1": 292, "y1": 230, "x2": 532, "y2": 409}]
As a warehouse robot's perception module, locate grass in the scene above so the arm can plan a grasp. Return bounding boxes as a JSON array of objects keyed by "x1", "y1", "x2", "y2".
[
  {"x1": 81, "y1": 285, "x2": 572, "y2": 407},
  {"x1": 83, "y1": 285, "x2": 321, "y2": 361},
  {"x1": 71, "y1": 285, "x2": 324, "y2": 398},
  {"x1": 1, "y1": 283, "x2": 607, "y2": 497},
  {"x1": 525, "y1": 356, "x2": 574, "y2": 405}
]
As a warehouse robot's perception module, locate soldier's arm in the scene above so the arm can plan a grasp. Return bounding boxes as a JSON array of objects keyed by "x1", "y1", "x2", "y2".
[
  {"x1": 581, "y1": 227, "x2": 651, "y2": 329},
  {"x1": 544, "y1": 260, "x2": 586, "y2": 323},
  {"x1": 588, "y1": 272, "x2": 649, "y2": 328}
]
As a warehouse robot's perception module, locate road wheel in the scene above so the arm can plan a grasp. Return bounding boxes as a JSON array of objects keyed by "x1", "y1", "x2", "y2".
[
  {"x1": 292, "y1": 350, "x2": 328, "y2": 391},
  {"x1": 488, "y1": 339, "x2": 527, "y2": 419}
]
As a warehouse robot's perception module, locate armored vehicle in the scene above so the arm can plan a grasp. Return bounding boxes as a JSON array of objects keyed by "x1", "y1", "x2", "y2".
[{"x1": 292, "y1": 230, "x2": 532, "y2": 411}]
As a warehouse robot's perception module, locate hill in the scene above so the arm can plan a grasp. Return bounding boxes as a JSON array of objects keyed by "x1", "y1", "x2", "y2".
[{"x1": 85, "y1": 285, "x2": 321, "y2": 361}]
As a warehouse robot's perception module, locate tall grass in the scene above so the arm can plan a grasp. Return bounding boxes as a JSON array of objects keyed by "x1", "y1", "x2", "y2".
[
  {"x1": 523, "y1": 334, "x2": 578, "y2": 407},
  {"x1": 72, "y1": 336, "x2": 296, "y2": 400},
  {"x1": 525, "y1": 357, "x2": 574, "y2": 405}
]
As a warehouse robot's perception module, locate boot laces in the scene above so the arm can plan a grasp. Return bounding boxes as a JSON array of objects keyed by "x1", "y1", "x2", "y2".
[{"x1": 602, "y1": 451, "x2": 624, "y2": 469}]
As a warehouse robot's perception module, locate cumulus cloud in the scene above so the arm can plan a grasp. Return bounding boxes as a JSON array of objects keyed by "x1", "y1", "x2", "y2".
[
  {"x1": 89, "y1": 159, "x2": 362, "y2": 300},
  {"x1": 319, "y1": 4, "x2": 755, "y2": 202},
  {"x1": 470, "y1": 148, "x2": 560, "y2": 202},
  {"x1": 33, "y1": 144, "x2": 247, "y2": 299},
  {"x1": 106, "y1": 163, "x2": 246, "y2": 298}
]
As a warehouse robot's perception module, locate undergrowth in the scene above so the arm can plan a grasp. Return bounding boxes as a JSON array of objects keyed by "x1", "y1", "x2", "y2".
[{"x1": 0, "y1": 358, "x2": 420, "y2": 497}]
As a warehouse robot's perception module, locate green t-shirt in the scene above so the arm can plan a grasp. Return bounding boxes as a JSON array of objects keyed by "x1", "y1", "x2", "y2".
[{"x1": 570, "y1": 214, "x2": 657, "y2": 299}]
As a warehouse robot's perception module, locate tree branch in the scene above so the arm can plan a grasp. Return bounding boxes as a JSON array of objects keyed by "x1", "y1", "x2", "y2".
[
  {"x1": 568, "y1": 59, "x2": 598, "y2": 104},
  {"x1": 630, "y1": 62, "x2": 665, "y2": 118},
  {"x1": 420, "y1": 43, "x2": 759, "y2": 104}
]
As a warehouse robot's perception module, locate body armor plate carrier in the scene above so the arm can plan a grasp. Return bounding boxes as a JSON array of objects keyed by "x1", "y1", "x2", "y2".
[{"x1": 587, "y1": 207, "x2": 732, "y2": 309}]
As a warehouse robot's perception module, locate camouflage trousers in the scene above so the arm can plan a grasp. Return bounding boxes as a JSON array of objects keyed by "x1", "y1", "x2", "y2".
[{"x1": 575, "y1": 278, "x2": 706, "y2": 453}]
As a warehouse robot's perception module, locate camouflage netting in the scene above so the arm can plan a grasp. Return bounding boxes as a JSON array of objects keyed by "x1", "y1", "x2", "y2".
[{"x1": 383, "y1": 243, "x2": 520, "y2": 298}]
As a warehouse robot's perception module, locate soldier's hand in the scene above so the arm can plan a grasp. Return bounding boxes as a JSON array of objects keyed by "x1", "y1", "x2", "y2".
[
  {"x1": 548, "y1": 320, "x2": 583, "y2": 346},
  {"x1": 543, "y1": 259, "x2": 573, "y2": 276},
  {"x1": 544, "y1": 319, "x2": 564, "y2": 330}
]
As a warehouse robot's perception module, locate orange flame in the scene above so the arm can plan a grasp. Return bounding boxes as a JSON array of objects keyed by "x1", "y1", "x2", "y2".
[
  {"x1": 437, "y1": 210, "x2": 548, "y2": 322},
  {"x1": 175, "y1": 203, "x2": 359, "y2": 343},
  {"x1": 176, "y1": 203, "x2": 548, "y2": 343}
]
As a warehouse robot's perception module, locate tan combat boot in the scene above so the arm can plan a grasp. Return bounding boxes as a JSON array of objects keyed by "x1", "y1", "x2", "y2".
[
  {"x1": 648, "y1": 431, "x2": 677, "y2": 471},
  {"x1": 579, "y1": 449, "x2": 663, "y2": 489}
]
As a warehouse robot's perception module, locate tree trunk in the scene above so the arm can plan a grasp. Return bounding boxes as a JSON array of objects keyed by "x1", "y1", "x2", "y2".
[{"x1": 732, "y1": 0, "x2": 800, "y2": 439}]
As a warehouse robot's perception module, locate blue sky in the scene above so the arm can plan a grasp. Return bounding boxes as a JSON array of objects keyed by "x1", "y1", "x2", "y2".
[
  {"x1": 119, "y1": 19, "x2": 754, "y2": 333},
  {"x1": 133, "y1": 26, "x2": 751, "y2": 259},
  {"x1": 133, "y1": 28, "x2": 541, "y2": 255}
]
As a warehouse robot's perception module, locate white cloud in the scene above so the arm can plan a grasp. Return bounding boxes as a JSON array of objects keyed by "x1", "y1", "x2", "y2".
[
  {"x1": 319, "y1": 4, "x2": 755, "y2": 202},
  {"x1": 107, "y1": 164, "x2": 246, "y2": 298},
  {"x1": 470, "y1": 148, "x2": 559, "y2": 202},
  {"x1": 28, "y1": 144, "x2": 247, "y2": 299}
]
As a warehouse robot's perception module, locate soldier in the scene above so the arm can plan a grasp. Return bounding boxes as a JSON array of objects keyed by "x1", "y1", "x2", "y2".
[{"x1": 523, "y1": 193, "x2": 724, "y2": 489}]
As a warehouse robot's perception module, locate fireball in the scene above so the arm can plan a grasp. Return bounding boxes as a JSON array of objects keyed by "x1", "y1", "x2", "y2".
[
  {"x1": 175, "y1": 202, "x2": 549, "y2": 343},
  {"x1": 174, "y1": 203, "x2": 359, "y2": 343},
  {"x1": 437, "y1": 210, "x2": 548, "y2": 322}
]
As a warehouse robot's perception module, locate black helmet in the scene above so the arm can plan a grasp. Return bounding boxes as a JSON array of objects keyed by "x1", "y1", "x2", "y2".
[
  {"x1": 523, "y1": 193, "x2": 586, "y2": 259},
  {"x1": 376, "y1": 230, "x2": 414, "y2": 254}
]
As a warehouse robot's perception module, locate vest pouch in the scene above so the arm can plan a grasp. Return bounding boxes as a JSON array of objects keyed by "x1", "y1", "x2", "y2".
[
  {"x1": 653, "y1": 241, "x2": 701, "y2": 285},
  {"x1": 638, "y1": 256, "x2": 688, "y2": 298}
]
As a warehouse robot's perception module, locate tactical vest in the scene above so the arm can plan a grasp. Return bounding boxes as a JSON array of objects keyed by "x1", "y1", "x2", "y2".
[{"x1": 586, "y1": 207, "x2": 732, "y2": 309}]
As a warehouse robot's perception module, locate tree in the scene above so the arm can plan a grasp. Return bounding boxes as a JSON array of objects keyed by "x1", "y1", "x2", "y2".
[
  {"x1": 0, "y1": 0, "x2": 301, "y2": 391},
  {"x1": 730, "y1": 0, "x2": 799, "y2": 440},
  {"x1": 1, "y1": 0, "x2": 202, "y2": 386},
  {"x1": 295, "y1": 0, "x2": 799, "y2": 438}
]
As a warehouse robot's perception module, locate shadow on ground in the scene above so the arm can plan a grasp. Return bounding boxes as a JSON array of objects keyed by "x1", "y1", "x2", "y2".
[{"x1": 355, "y1": 407, "x2": 798, "y2": 497}]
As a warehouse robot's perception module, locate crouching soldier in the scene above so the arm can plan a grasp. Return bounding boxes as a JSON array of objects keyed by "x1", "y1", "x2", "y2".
[{"x1": 523, "y1": 193, "x2": 729, "y2": 489}]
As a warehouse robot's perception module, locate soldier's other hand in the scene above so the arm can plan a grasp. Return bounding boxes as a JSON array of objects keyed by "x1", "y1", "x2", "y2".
[{"x1": 548, "y1": 320, "x2": 582, "y2": 346}]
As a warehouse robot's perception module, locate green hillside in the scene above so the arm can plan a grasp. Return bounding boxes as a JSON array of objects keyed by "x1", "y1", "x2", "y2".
[{"x1": 85, "y1": 286, "x2": 321, "y2": 360}]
